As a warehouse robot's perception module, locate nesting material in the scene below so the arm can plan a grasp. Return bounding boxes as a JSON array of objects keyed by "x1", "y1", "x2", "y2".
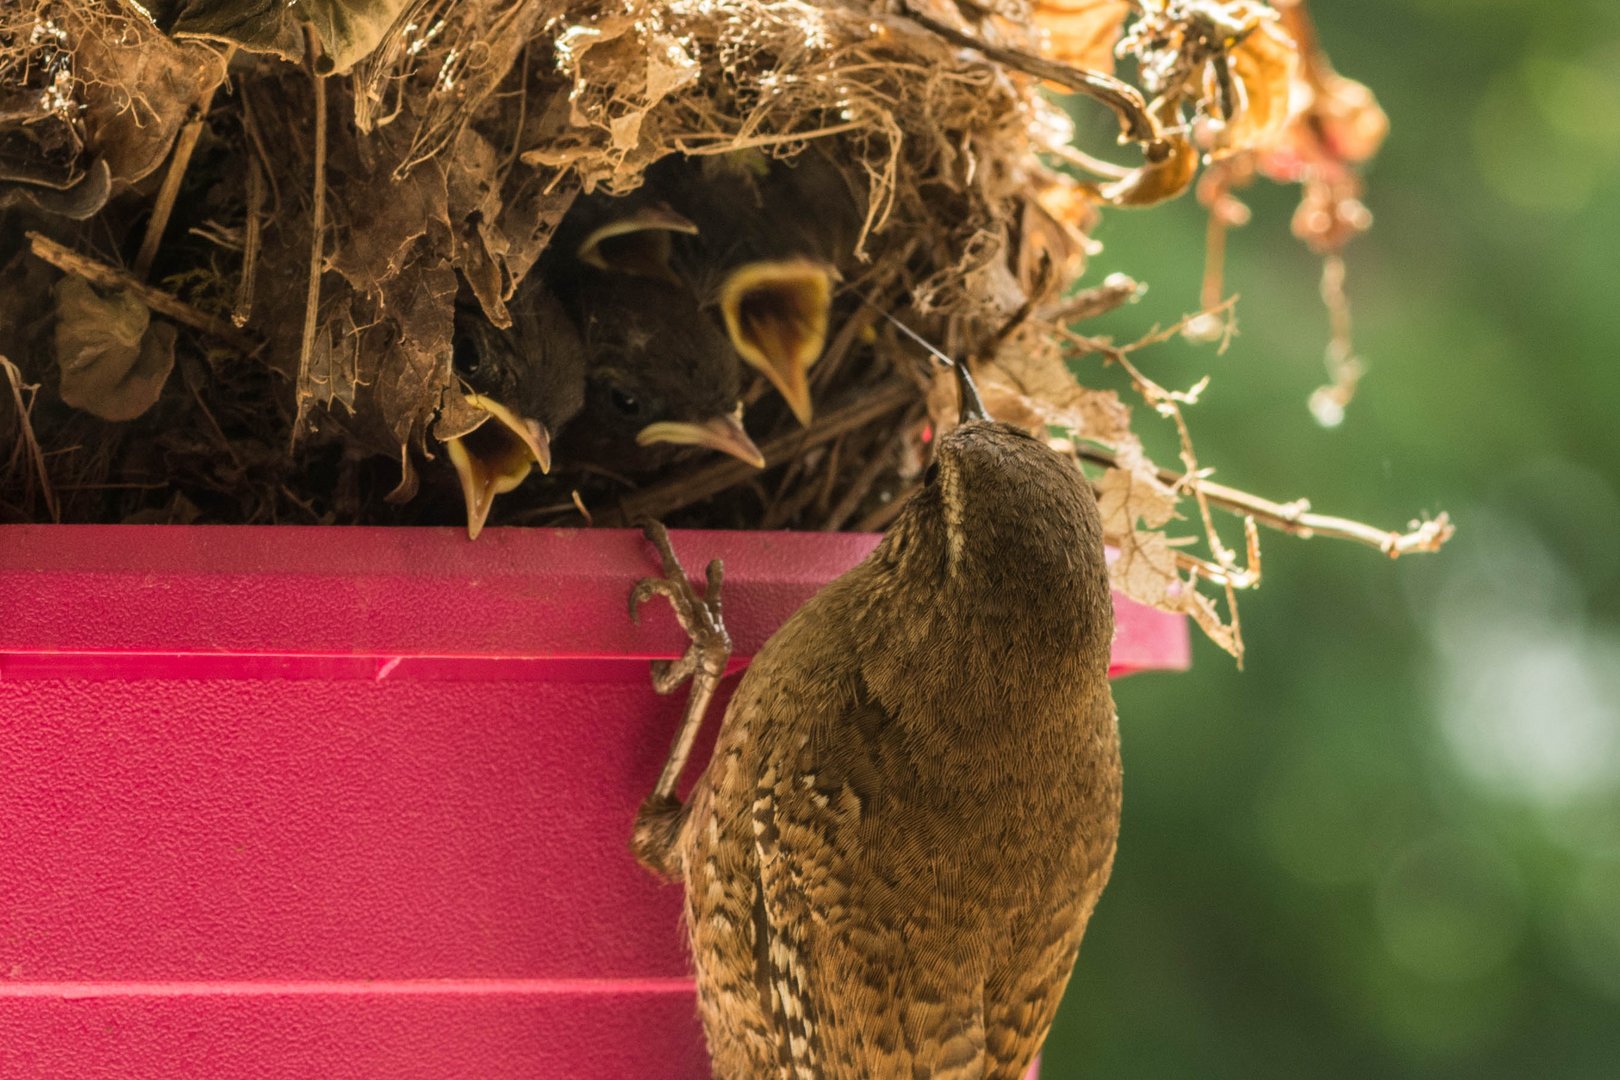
[{"x1": 0, "y1": 1, "x2": 1449, "y2": 658}]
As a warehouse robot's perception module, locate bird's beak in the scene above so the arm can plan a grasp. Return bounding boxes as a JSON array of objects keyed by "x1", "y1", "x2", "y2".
[
  {"x1": 635, "y1": 409, "x2": 766, "y2": 469},
  {"x1": 577, "y1": 204, "x2": 699, "y2": 284},
  {"x1": 719, "y1": 259, "x2": 832, "y2": 428},
  {"x1": 443, "y1": 393, "x2": 552, "y2": 540},
  {"x1": 954, "y1": 359, "x2": 990, "y2": 423}
]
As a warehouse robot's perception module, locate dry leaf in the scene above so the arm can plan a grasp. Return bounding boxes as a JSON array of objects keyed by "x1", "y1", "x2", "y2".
[
  {"x1": 53, "y1": 276, "x2": 177, "y2": 422},
  {"x1": 1096, "y1": 465, "x2": 1179, "y2": 535},
  {"x1": 1167, "y1": 579, "x2": 1242, "y2": 657},
  {"x1": 446, "y1": 128, "x2": 509, "y2": 325},
  {"x1": 1208, "y1": 12, "x2": 1301, "y2": 158},
  {"x1": 65, "y1": 7, "x2": 228, "y2": 186},
  {"x1": 1108, "y1": 528, "x2": 1177, "y2": 606},
  {"x1": 147, "y1": 0, "x2": 411, "y2": 74},
  {"x1": 1031, "y1": 1, "x2": 1133, "y2": 73},
  {"x1": 1096, "y1": 131, "x2": 1200, "y2": 206},
  {"x1": 0, "y1": 158, "x2": 111, "y2": 219}
]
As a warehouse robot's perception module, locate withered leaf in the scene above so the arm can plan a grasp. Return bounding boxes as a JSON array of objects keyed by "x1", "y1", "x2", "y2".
[
  {"x1": 53, "y1": 276, "x2": 177, "y2": 422},
  {"x1": 64, "y1": 7, "x2": 228, "y2": 187},
  {"x1": 328, "y1": 151, "x2": 446, "y2": 297},
  {"x1": 983, "y1": 335, "x2": 1136, "y2": 449},
  {"x1": 1097, "y1": 130, "x2": 1199, "y2": 207},
  {"x1": 446, "y1": 128, "x2": 509, "y2": 326},
  {"x1": 1031, "y1": 1, "x2": 1134, "y2": 73},
  {"x1": 1167, "y1": 578, "x2": 1242, "y2": 659},
  {"x1": 1208, "y1": 13, "x2": 1301, "y2": 158},
  {"x1": 370, "y1": 249, "x2": 459, "y2": 497},
  {"x1": 148, "y1": 0, "x2": 411, "y2": 75},
  {"x1": 0, "y1": 159, "x2": 111, "y2": 220},
  {"x1": 1096, "y1": 465, "x2": 1179, "y2": 535},
  {"x1": 1108, "y1": 528, "x2": 1177, "y2": 607}
]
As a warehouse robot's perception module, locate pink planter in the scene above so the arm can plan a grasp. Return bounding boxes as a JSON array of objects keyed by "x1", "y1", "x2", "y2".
[{"x1": 0, "y1": 526, "x2": 1187, "y2": 1078}]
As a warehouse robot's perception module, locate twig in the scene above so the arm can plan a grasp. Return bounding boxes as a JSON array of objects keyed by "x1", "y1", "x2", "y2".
[
  {"x1": 296, "y1": 27, "x2": 330, "y2": 437},
  {"x1": 607, "y1": 380, "x2": 917, "y2": 524},
  {"x1": 1308, "y1": 253, "x2": 1364, "y2": 426},
  {"x1": 900, "y1": 2, "x2": 1164, "y2": 149},
  {"x1": 134, "y1": 46, "x2": 236, "y2": 279},
  {"x1": 233, "y1": 152, "x2": 265, "y2": 327},
  {"x1": 1040, "y1": 273, "x2": 1143, "y2": 324},
  {"x1": 2, "y1": 355, "x2": 58, "y2": 523},
  {"x1": 821, "y1": 437, "x2": 895, "y2": 531},
  {"x1": 26, "y1": 233, "x2": 259, "y2": 354},
  {"x1": 1076, "y1": 442, "x2": 1454, "y2": 557}
]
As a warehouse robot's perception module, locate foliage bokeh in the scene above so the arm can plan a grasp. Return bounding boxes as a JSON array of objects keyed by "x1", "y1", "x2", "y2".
[{"x1": 1045, "y1": 0, "x2": 1620, "y2": 1074}]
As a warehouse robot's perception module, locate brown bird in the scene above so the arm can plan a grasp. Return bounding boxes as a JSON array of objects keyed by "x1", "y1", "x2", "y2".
[
  {"x1": 630, "y1": 360, "x2": 1121, "y2": 1079},
  {"x1": 443, "y1": 285, "x2": 585, "y2": 539},
  {"x1": 649, "y1": 148, "x2": 864, "y2": 427},
  {"x1": 559, "y1": 269, "x2": 765, "y2": 476},
  {"x1": 546, "y1": 202, "x2": 767, "y2": 476}
]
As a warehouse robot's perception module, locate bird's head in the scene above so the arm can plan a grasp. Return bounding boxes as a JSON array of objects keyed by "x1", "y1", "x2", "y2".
[
  {"x1": 570, "y1": 273, "x2": 765, "y2": 474},
  {"x1": 441, "y1": 292, "x2": 584, "y2": 539},
  {"x1": 883, "y1": 360, "x2": 1108, "y2": 606}
]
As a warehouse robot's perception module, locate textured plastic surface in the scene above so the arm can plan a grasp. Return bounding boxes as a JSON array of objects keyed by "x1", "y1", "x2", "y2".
[{"x1": 0, "y1": 526, "x2": 1188, "y2": 1079}]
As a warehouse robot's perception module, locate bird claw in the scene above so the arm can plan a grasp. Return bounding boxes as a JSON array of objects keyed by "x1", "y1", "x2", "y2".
[
  {"x1": 629, "y1": 522, "x2": 735, "y2": 848},
  {"x1": 633, "y1": 521, "x2": 731, "y2": 696}
]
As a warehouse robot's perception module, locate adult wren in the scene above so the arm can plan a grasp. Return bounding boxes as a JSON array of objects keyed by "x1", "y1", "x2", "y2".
[{"x1": 629, "y1": 359, "x2": 1121, "y2": 1078}]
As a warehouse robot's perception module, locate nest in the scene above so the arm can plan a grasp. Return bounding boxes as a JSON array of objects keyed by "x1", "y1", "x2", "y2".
[{"x1": 0, "y1": 0, "x2": 1451, "y2": 660}]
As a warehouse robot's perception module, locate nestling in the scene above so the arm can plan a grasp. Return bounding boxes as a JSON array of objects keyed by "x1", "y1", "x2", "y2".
[
  {"x1": 648, "y1": 149, "x2": 863, "y2": 426},
  {"x1": 441, "y1": 205, "x2": 768, "y2": 536},
  {"x1": 630, "y1": 360, "x2": 1121, "y2": 1079},
  {"x1": 442, "y1": 285, "x2": 585, "y2": 539},
  {"x1": 546, "y1": 200, "x2": 767, "y2": 475}
]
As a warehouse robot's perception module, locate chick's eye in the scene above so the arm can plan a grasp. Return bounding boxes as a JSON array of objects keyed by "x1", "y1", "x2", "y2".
[
  {"x1": 451, "y1": 332, "x2": 481, "y2": 377},
  {"x1": 610, "y1": 387, "x2": 641, "y2": 416}
]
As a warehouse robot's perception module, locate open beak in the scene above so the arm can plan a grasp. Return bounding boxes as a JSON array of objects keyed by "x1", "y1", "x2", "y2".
[
  {"x1": 718, "y1": 259, "x2": 833, "y2": 428},
  {"x1": 635, "y1": 409, "x2": 766, "y2": 469},
  {"x1": 443, "y1": 393, "x2": 551, "y2": 540},
  {"x1": 576, "y1": 204, "x2": 699, "y2": 284}
]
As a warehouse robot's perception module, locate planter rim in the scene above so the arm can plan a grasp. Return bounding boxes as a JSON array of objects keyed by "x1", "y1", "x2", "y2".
[{"x1": 0, "y1": 524, "x2": 1189, "y2": 680}]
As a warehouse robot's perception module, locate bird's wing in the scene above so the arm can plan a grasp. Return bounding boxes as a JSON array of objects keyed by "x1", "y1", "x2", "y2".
[
  {"x1": 981, "y1": 886, "x2": 1094, "y2": 1080},
  {"x1": 678, "y1": 720, "x2": 783, "y2": 1079},
  {"x1": 752, "y1": 674, "x2": 991, "y2": 1080}
]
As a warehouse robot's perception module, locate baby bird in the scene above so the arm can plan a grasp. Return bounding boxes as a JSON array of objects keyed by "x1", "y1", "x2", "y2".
[
  {"x1": 546, "y1": 200, "x2": 765, "y2": 475},
  {"x1": 562, "y1": 267, "x2": 764, "y2": 476},
  {"x1": 649, "y1": 148, "x2": 864, "y2": 426},
  {"x1": 631, "y1": 360, "x2": 1121, "y2": 1079},
  {"x1": 442, "y1": 286, "x2": 584, "y2": 539}
]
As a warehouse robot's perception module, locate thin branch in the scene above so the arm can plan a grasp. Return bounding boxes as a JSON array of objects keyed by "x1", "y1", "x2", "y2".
[
  {"x1": 1040, "y1": 273, "x2": 1143, "y2": 324},
  {"x1": 2, "y1": 355, "x2": 58, "y2": 523},
  {"x1": 233, "y1": 152, "x2": 265, "y2": 327},
  {"x1": 26, "y1": 233, "x2": 258, "y2": 354},
  {"x1": 821, "y1": 437, "x2": 895, "y2": 531},
  {"x1": 296, "y1": 27, "x2": 330, "y2": 439},
  {"x1": 1077, "y1": 442, "x2": 1454, "y2": 557},
  {"x1": 900, "y1": 2, "x2": 1165, "y2": 149},
  {"x1": 134, "y1": 45, "x2": 236, "y2": 279}
]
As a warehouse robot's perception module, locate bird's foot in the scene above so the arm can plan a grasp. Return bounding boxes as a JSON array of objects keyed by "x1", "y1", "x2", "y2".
[
  {"x1": 629, "y1": 520, "x2": 731, "y2": 694},
  {"x1": 628, "y1": 522, "x2": 732, "y2": 870}
]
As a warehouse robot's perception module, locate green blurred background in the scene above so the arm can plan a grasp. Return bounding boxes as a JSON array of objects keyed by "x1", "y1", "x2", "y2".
[{"x1": 1044, "y1": 0, "x2": 1620, "y2": 1075}]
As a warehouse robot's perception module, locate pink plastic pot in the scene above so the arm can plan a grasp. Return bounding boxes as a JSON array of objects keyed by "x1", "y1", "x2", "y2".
[{"x1": 0, "y1": 525, "x2": 1187, "y2": 1078}]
